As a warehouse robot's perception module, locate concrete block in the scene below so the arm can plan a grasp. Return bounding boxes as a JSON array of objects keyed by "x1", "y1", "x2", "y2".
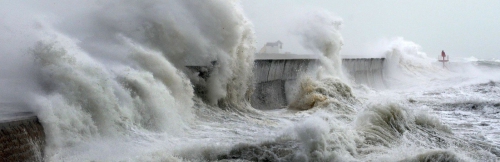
[
  {"x1": 251, "y1": 80, "x2": 287, "y2": 110},
  {"x1": 0, "y1": 114, "x2": 45, "y2": 161},
  {"x1": 251, "y1": 59, "x2": 318, "y2": 110}
]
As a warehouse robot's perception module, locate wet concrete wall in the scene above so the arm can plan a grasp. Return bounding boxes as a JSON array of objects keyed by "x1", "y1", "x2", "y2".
[
  {"x1": 251, "y1": 57, "x2": 385, "y2": 110},
  {"x1": 343, "y1": 58, "x2": 386, "y2": 89},
  {"x1": 183, "y1": 54, "x2": 386, "y2": 110},
  {"x1": 0, "y1": 113, "x2": 45, "y2": 161},
  {"x1": 251, "y1": 59, "x2": 318, "y2": 110}
]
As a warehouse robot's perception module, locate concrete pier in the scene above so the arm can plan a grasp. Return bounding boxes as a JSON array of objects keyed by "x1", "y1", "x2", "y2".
[
  {"x1": 184, "y1": 53, "x2": 385, "y2": 109},
  {"x1": 251, "y1": 53, "x2": 385, "y2": 110},
  {"x1": 0, "y1": 104, "x2": 45, "y2": 161},
  {"x1": 252, "y1": 59, "x2": 318, "y2": 110},
  {"x1": 343, "y1": 58, "x2": 386, "y2": 89},
  {"x1": 250, "y1": 54, "x2": 317, "y2": 109}
]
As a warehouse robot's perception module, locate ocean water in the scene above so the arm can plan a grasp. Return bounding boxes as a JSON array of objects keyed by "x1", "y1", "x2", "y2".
[{"x1": 0, "y1": 1, "x2": 499, "y2": 161}]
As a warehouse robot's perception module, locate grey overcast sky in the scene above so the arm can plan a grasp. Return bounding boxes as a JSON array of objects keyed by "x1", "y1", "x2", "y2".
[{"x1": 241, "y1": 0, "x2": 500, "y2": 59}]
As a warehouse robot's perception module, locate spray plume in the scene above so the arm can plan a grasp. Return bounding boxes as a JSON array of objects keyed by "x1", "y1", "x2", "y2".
[{"x1": 0, "y1": 0, "x2": 255, "y2": 159}]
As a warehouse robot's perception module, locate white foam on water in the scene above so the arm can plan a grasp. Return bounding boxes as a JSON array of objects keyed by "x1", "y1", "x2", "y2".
[{"x1": 1, "y1": 1, "x2": 499, "y2": 161}]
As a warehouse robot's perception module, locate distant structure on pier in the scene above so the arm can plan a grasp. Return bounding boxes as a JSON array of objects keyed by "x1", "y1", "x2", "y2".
[
  {"x1": 259, "y1": 40, "x2": 282, "y2": 54},
  {"x1": 439, "y1": 50, "x2": 449, "y2": 68}
]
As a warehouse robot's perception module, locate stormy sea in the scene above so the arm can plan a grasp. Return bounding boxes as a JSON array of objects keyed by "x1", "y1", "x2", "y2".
[{"x1": 0, "y1": 1, "x2": 498, "y2": 161}]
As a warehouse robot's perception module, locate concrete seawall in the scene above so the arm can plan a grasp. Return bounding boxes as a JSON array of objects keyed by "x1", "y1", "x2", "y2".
[
  {"x1": 343, "y1": 58, "x2": 386, "y2": 89},
  {"x1": 0, "y1": 110, "x2": 45, "y2": 161},
  {"x1": 185, "y1": 54, "x2": 386, "y2": 109},
  {"x1": 251, "y1": 59, "x2": 318, "y2": 110},
  {"x1": 251, "y1": 54, "x2": 385, "y2": 110}
]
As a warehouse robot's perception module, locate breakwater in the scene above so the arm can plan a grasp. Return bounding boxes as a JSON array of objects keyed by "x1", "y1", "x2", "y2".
[
  {"x1": 186, "y1": 54, "x2": 386, "y2": 109},
  {"x1": 251, "y1": 59, "x2": 318, "y2": 110},
  {"x1": 0, "y1": 111, "x2": 45, "y2": 161},
  {"x1": 250, "y1": 54, "x2": 317, "y2": 109},
  {"x1": 343, "y1": 58, "x2": 386, "y2": 89},
  {"x1": 250, "y1": 54, "x2": 385, "y2": 110}
]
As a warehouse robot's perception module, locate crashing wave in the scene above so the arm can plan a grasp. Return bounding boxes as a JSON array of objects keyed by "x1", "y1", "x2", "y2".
[{"x1": 289, "y1": 77, "x2": 356, "y2": 112}]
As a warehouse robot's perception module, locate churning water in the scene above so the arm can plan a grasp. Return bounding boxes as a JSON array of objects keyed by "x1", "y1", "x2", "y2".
[{"x1": 0, "y1": 1, "x2": 499, "y2": 161}]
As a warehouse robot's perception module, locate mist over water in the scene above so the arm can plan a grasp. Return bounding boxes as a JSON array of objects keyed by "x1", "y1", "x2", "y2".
[{"x1": 1, "y1": 1, "x2": 499, "y2": 161}]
